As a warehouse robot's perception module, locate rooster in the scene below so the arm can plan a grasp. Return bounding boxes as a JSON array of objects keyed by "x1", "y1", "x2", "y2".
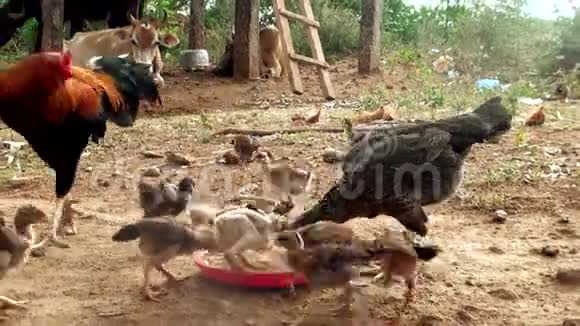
[
  {"x1": 0, "y1": 51, "x2": 161, "y2": 250},
  {"x1": 288, "y1": 97, "x2": 512, "y2": 237}
]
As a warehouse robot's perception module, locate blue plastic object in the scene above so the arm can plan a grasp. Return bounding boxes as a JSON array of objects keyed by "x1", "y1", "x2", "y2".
[{"x1": 476, "y1": 79, "x2": 501, "y2": 89}]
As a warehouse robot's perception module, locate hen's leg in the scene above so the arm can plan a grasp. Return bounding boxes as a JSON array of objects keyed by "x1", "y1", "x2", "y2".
[
  {"x1": 143, "y1": 261, "x2": 161, "y2": 302},
  {"x1": 403, "y1": 276, "x2": 416, "y2": 305},
  {"x1": 0, "y1": 296, "x2": 28, "y2": 309},
  {"x1": 156, "y1": 265, "x2": 177, "y2": 283}
]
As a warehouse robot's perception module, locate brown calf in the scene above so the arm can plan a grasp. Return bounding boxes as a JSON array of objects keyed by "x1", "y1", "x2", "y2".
[
  {"x1": 214, "y1": 24, "x2": 286, "y2": 79},
  {"x1": 64, "y1": 13, "x2": 179, "y2": 87}
]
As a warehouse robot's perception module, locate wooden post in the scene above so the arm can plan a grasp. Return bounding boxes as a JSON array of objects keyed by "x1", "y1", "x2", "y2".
[
  {"x1": 40, "y1": 0, "x2": 64, "y2": 51},
  {"x1": 233, "y1": 0, "x2": 260, "y2": 80},
  {"x1": 358, "y1": 0, "x2": 383, "y2": 74},
  {"x1": 189, "y1": 0, "x2": 205, "y2": 49}
]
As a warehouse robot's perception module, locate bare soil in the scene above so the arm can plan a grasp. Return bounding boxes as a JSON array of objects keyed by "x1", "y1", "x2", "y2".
[{"x1": 0, "y1": 58, "x2": 579, "y2": 326}]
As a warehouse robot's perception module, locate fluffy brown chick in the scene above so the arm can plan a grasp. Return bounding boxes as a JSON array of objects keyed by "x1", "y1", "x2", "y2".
[
  {"x1": 353, "y1": 106, "x2": 385, "y2": 124},
  {"x1": 220, "y1": 150, "x2": 241, "y2": 165},
  {"x1": 371, "y1": 229, "x2": 441, "y2": 306},
  {"x1": 525, "y1": 106, "x2": 545, "y2": 126},
  {"x1": 0, "y1": 206, "x2": 48, "y2": 313},
  {"x1": 282, "y1": 241, "x2": 379, "y2": 318},
  {"x1": 112, "y1": 217, "x2": 217, "y2": 301},
  {"x1": 231, "y1": 135, "x2": 260, "y2": 163},
  {"x1": 305, "y1": 106, "x2": 322, "y2": 124},
  {"x1": 276, "y1": 221, "x2": 353, "y2": 249}
]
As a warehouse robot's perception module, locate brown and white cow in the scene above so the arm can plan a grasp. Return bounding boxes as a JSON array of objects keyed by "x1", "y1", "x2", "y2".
[
  {"x1": 64, "y1": 13, "x2": 179, "y2": 87},
  {"x1": 213, "y1": 24, "x2": 286, "y2": 79}
]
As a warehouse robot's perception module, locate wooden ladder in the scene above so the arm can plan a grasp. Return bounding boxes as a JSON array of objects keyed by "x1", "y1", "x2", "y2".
[{"x1": 273, "y1": 0, "x2": 335, "y2": 100}]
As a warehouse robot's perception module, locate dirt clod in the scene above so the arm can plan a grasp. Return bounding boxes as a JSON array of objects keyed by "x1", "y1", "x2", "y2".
[
  {"x1": 555, "y1": 269, "x2": 580, "y2": 286},
  {"x1": 488, "y1": 288, "x2": 519, "y2": 301},
  {"x1": 540, "y1": 245, "x2": 560, "y2": 257},
  {"x1": 142, "y1": 167, "x2": 161, "y2": 177}
]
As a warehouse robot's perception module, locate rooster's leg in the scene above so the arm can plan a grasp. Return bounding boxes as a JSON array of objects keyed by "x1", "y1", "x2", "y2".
[
  {"x1": 62, "y1": 197, "x2": 79, "y2": 236},
  {"x1": 49, "y1": 197, "x2": 70, "y2": 248},
  {"x1": 0, "y1": 296, "x2": 28, "y2": 309}
]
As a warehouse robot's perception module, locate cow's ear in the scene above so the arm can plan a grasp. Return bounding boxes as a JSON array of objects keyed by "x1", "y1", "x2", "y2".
[{"x1": 159, "y1": 33, "x2": 180, "y2": 48}]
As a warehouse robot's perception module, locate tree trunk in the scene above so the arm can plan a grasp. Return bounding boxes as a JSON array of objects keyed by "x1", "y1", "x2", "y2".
[
  {"x1": 188, "y1": 0, "x2": 205, "y2": 49},
  {"x1": 233, "y1": 0, "x2": 260, "y2": 80},
  {"x1": 41, "y1": 0, "x2": 64, "y2": 51},
  {"x1": 358, "y1": 0, "x2": 384, "y2": 74}
]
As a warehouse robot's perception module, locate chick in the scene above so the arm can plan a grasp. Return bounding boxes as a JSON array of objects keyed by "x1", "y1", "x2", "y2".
[
  {"x1": 353, "y1": 107, "x2": 385, "y2": 124},
  {"x1": 371, "y1": 229, "x2": 441, "y2": 305},
  {"x1": 0, "y1": 206, "x2": 48, "y2": 314},
  {"x1": 281, "y1": 241, "x2": 380, "y2": 318},
  {"x1": 525, "y1": 106, "x2": 545, "y2": 127},
  {"x1": 138, "y1": 176, "x2": 195, "y2": 218},
  {"x1": 261, "y1": 158, "x2": 313, "y2": 197},
  {"x1": 112, "y1": 217, "x2": 217, "y2": 301},
  {"x1": 231, "y1": 135, "x2": 260, "y2": 163},
  {"x1": 305, "y1": 106, "x2": 322, "y2": 124},
  {"x1": 555, "y1": 83, "x2": 570, "y2": 103},
  {"x1": 214, "y1": 207, "x2": 281, "y2": 271},
  {"x1": 276, "y1": 221, "x2": 353, "y2": 248}
]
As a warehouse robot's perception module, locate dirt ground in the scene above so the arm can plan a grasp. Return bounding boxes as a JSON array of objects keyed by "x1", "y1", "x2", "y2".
[{"x1": 0, "y1": 58, "x2": 579, "y2": 326}]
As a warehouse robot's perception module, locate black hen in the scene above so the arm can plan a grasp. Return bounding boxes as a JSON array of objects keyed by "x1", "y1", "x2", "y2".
[
  {"x1": 139, "y1": 176, "x2": 195, "y2": 218},
  {"x1": 289, "y1": 97, "x2": 512, "y2": 236}
]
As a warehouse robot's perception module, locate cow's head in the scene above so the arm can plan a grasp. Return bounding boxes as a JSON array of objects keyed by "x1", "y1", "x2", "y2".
[{"x1": 126, "y1": 12, "x2": 179, "y2": 84}]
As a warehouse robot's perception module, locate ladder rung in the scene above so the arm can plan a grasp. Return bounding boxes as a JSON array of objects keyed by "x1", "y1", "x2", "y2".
[
  {"x1": 289, "y1": 53, "x2": 329, "y2": 69},
  {"x1": 278, "y1": 8, "x2": 320, "y2": 28}
]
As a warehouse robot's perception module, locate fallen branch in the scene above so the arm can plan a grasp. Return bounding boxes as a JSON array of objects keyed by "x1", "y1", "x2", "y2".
[{"x1": 213, "y1": 127, "x2": 345, "y2": 136}]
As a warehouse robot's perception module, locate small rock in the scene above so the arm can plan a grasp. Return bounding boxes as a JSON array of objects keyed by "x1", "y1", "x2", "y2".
[
  {"x1": 244, "y1": 318, "x2": 256, "y2": 326},
  {"x1": 84, "y1": 166, "x2": 93, "y2": 172},
  {"x1": 555, "y1": 269, "x2": 580, "y2": 286},
  {"x1": 570, "y1": 248, "x2": 577, "y2": 255},
  {"x1": 493, "y1": 210, "x2": 508, "y2": 223},
  {"x1": 563, "y1": 319, "x2": 580, "y2": 326},
  {"x1": 97, "y1": 179, "x2": 110, "y2": 187},
  {"x1": 142, "y1": 167, "x2": 161, "y2": 177},
  {"x1": 540, "y1": 245, "x2": 560, "y2": 257},
  {"x1": 488, "y1": 288, "x2": 519, "y2": 300},
  {"x1": 112, "y1": 170, "x2": 122, "y2": 177},
  {"x1": 141, "y1": 150, "x2": 165, "y2": 159},
  {"x1": 558, "y1": 217, "x2": 570, "y2": 224},
  {"x1": 489, "y1": 246, "x2": 505, "y2": 254},
  {"x1": 465, "y1": 278, "x2": 476, "y2": 286}
]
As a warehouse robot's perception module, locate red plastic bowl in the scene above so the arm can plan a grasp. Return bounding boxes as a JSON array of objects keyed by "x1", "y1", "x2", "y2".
[{"x1": 193, "y1": 250, "x2": 306, "y2": 289}]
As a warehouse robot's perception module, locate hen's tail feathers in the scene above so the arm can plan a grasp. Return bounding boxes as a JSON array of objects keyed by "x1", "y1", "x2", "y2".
[
  {"x1": 112, "y1": 224, "x2": 140, "y2": 242},
  {"x1": 414, "y1": 244, "x2": 441, "y2": 261}
]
